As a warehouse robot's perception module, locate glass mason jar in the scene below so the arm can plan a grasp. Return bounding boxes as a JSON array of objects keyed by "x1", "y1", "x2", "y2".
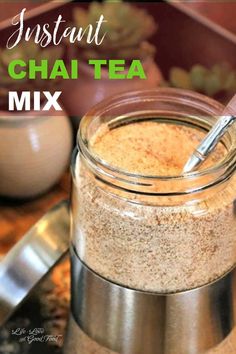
[{"x1": 71, "y1": 88, "x2": 236, "y2": 294}]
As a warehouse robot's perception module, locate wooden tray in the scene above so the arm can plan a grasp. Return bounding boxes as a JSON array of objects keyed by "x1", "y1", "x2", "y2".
[{"x1": 0, "y1": 1, "x2": 71, "y2": 31}]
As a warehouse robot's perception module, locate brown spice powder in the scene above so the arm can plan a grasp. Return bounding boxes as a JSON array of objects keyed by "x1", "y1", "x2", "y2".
[
  {"x1": 90, "y1": 122, "x2": 226, "y2": 175},
  {"x1": 73, "y1": 121, "x2": 236, "y2": 293}
]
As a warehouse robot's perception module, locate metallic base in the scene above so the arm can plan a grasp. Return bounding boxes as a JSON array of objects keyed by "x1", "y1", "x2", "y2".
[{"x1": 71, "y1": 246, "x2": 236, "y2": 354}]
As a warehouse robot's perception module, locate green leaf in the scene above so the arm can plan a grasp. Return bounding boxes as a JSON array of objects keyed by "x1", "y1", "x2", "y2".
[
  {"x1": 190, "y1": 65, "x2": 207, "y2": 91},
  {"x1": 169, "y1": 67, "x2": 193, "y2": 90},
  {"x1": 204, "y1": 73, "x2": 221, "y2": 96}
]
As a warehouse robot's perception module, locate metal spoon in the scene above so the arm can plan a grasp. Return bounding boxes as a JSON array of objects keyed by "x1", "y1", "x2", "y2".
[
  {"x1": 0, "y1": 200, "x2": 70, "y2": 326},
  {"x1": 183, "y1": 95, "x2": 236, "y2": 173}
]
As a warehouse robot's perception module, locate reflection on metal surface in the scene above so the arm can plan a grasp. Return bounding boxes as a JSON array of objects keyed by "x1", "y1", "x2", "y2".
[
  {"x1": 71, "y1": 246, "x2": 236, "y2": 354},
  {"x1": 0, "y1": 200, "x2": 70, "y2": 326}
]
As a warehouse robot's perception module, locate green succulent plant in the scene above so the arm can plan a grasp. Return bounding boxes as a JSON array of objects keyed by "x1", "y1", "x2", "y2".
[
  {"x1": 0, "y1": 40, "x2": 63, "y2": 109},
  {"x1": 167, "y1": 63, "x2": 236, "y2": 98},
  {"x1": 73, "y1": 1, "x2": 157, "y2": 60}
]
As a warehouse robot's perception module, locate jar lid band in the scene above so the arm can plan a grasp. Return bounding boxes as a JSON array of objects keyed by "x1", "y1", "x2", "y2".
[
  {"x1": 71, "y1": 246, "x2": 236, "y2": 354},
  {"x1": 0, "y1": 201, "x2": 69, "y2": 326}
]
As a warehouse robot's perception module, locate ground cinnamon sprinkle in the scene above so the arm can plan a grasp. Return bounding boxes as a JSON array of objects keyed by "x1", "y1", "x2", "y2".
[{"x1": 90, "y1": 121, "x2": 226, "y2": 175}]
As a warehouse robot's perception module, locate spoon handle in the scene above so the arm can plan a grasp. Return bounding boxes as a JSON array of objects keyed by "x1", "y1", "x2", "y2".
[
  {"x1": 196, "y1": 115, "x2": 236, "y2": 156},
  {"x1": 183, "y1": 95, "x2": 236, "y2": 173}
]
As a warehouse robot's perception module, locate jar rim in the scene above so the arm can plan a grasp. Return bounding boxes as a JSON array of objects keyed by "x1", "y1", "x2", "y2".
[{"x1": 76, "y1": 88, "x2": 236, "y2": 195}]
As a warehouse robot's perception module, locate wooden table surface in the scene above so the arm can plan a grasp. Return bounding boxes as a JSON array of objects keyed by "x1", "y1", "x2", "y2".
[{"x1": 0, "y1": 172, "x2": 70, "y2": 257}]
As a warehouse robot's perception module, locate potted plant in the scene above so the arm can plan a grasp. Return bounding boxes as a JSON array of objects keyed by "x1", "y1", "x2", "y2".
[
  {"x1": 166, "y1": 63, "x2": 236, "y2": 104},
  {"x1": 61, "y1": 1, "x2": 163, "y2": 127},
  {"x1": 0, "y1": 41, "x2": 73, "y2": 199}
]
